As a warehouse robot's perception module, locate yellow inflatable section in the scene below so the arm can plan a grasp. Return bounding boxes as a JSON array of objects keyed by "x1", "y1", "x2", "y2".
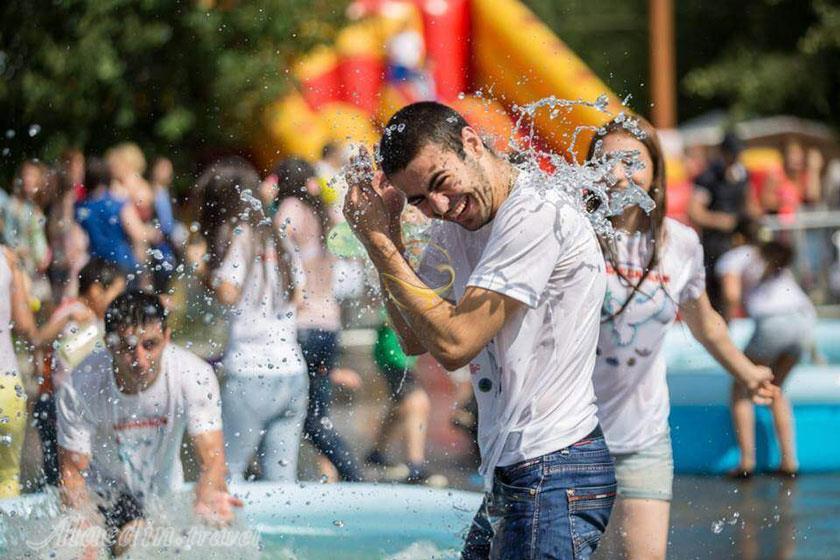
[{"x1": 471, "y1": 0, "x2": 625, "y2": 161}]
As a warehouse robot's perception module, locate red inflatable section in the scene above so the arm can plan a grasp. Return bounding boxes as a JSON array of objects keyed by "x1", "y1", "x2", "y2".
[{"x1": 416, "y1": 0, "x2": 470, "y2": 101}]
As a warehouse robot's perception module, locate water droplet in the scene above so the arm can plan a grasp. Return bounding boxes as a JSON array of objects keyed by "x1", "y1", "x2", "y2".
[
  {"x1": 333, "y1": 520, "x2": 344, "y2": 528},
  {"x1": 28, "y1": 124, "x2": 41, "y2": 137}
]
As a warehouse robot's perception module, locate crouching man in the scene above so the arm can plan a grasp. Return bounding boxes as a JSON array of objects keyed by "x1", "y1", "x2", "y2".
[{"x1": 57, "y1": 290, "x2": 242, "y2": 556}]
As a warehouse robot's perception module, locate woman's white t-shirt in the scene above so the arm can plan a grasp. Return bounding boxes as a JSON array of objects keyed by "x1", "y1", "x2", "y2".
[
  {"x1": 715, "y1": 245, "x2": 815, "y2": 319},
  {"x1": 214, "y1": 225, "x2": 306, "y2": 377},
  {"x1": 592, "y1": 218, "x2": 706, "y2": 455}
]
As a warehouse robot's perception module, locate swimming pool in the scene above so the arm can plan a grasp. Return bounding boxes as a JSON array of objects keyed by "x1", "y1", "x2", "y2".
[{"x1": 0, "y1": 483, "x2": 481, "y2": 559}]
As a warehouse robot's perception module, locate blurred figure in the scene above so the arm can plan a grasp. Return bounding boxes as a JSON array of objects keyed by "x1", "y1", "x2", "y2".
[
  {"x1": 717, "y1": 224, "x2": 815, "y2": 477},
  {"x1": 688, "y1": 132, "x2": 760, "y2": 313},
  {"x1": 785, "y1": 142, "x2": 829, "y2": 291},
  {"x1": 367, "y1": 319, "x2": 433, "y2": 484},
  {"x1": 34, "y1": 259, "x2": 125, "y2": 487},
  {"x1": 46, "y1": 149, "x2": 90, "y2": 301},
  {"x1": 4, "y1": 160, "x2": 51, "y2": 304},
  {"x1": 199, "y1": 157, "x2": 307, "y2": 482},
  {"x1": 0, "y1": 245, "x2": 39, "y2": 497},
  {"x1": 106, "y1": 142, "x2": 154, "y2": 219},
  {"x1": 316, "y1": 141, "x2": 350, "y2": 212},
  {"x1": 147, "y1": 156, "x2": 178, "y2": 293},
  {"x1": 75, "y1": 158, "x2": 161, "y2": 283},
  {"x1": 274, "y1": 157, "x2": 363, "y2": 483},
  {"x1": 784, "y1": 140, "x2": 824, "y2": 207}
]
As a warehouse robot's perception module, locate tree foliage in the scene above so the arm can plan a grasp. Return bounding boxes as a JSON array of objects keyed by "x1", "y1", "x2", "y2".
[
  {"x1": 0, "y1": 0, "x2": 349, "y2": 181},
  {"x1": 523, "y1": 0, "x2": 838, "y2": 130}
]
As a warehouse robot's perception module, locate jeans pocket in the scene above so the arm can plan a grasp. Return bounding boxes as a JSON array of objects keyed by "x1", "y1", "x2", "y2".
[
  {"x1": 567, "y1": 482, "x2": 616, "y2": 559},
  {"x1": 488, "y1": 471, "x2": 542, "y2": 559}
]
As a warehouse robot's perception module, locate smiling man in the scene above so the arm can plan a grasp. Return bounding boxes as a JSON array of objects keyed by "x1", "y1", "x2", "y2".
[
  {"x1": 56, "y1": 290, "x2": 242, "y2": 557},
  {"x1": 343, "y1": 101, "x2": 615, "y2": 559}
]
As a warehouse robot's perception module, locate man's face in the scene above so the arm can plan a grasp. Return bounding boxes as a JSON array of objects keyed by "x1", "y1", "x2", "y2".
[
  {"x1": 107, "y1": 322, "x2": 170, "y2": 382},
  {"x1": 389, "y1": 129, "x2": 494, "y2": 231}
]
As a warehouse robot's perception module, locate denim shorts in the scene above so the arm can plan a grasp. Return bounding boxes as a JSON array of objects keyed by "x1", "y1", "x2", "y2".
[
  {"x1": 612, "y1": 430, "x2": 674, "y2": 501},
  {"x1": 745, "y1": 311, "x2": 815, "y2": 365},
  {"x1": 462, "y1": 426, "x2": 616, "y2": 560}
]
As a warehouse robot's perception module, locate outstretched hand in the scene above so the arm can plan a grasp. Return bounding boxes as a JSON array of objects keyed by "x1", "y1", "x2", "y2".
[
  {"x1": 342, "y1": 146, "x2": 405, "y2": 249},
  {"x1": 194, "y1": 489, "x2": 244, "y2": 528}
]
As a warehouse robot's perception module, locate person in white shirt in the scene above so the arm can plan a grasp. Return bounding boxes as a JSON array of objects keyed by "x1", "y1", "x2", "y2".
[
  {"x1": 717, "y1": 222, "x2": 816, "y2": 477},
  {"x1": 198, "y1": 157, "x2": 308, "y2": 482},
  {"x1": 343, "y1": 101, "x2": 614, "y2": 560},
  {"x1": 586, "y1": 116, "x2": 776, "y2": 560},
  {"x1": 57, "y1": 290, "x2": 241, "y2": 557}
]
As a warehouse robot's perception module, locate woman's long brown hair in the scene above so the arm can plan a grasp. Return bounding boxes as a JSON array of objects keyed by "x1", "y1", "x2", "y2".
[
  {"x1": 197, "y1": 156, "x2": 294, "y2": 299},
  {"x1": 586, "y1": 115, "x2": 669, "y2": 321}
]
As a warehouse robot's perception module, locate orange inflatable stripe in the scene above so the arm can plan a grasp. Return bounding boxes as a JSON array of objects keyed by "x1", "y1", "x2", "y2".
[{"x1": 471, "y1": 0, "x2": 625, "y2": 160}]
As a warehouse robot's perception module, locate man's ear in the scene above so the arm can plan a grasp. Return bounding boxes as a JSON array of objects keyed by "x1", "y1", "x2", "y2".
[{"x1": 461, "y1": 126, "x2": 485, "y2": 159}]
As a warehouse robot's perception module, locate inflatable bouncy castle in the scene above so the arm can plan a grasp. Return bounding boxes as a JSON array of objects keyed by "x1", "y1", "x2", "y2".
[{"x1": 257, "y1": 0, "x2": 627, "y2": 167}]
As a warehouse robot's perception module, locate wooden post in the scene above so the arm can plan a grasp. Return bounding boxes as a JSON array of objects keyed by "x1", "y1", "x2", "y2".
[{"x1": 649, "y1": 0, "x2": 676, "y2": 128}]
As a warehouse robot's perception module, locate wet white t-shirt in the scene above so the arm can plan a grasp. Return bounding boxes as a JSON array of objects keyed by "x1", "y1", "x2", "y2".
[
  {"x1": 418, "y1": 171, "x2": 605, "y2": 489},
  {"x1": 214, "y1": 225, "x2": 306, "y2": 377},
  {"x1": 592, "y1": 218, "x2": 706, "y2": 454},
  {"x1": 715, "y1": 245, "x2": 815, "y2": 319},
  {"x1": 56, "y1": 345, "x2": 222, "y2": 500}
]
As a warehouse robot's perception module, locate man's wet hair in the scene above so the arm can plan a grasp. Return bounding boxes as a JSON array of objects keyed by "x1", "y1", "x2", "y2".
[
  {"x1": 378, "y1": 101, "x2": 471, "y2": 177},
  {"x1": 78, "y1": 258, "x2": 124, "y2": 296},
  {"x1": 105, "y1": 290, "x2": 167, "y2": 334}
]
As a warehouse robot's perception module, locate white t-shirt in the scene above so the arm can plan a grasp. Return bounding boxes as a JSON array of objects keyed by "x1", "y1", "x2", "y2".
[
  {"x1": 213, "y1": 225, "x2": 306, "y2": 377},
  {"x1": 418, "y1": 170, "x2": 605, "y2": 489},
  {"x1": 592, "y1": 218, "x2": 706, "y2": 454},
  {"x1": 56, "y1": 345, "x2": 222, "y2": 500},
  {"x1": 715, "y1": 245, "x2": 815, "y2": 319}
]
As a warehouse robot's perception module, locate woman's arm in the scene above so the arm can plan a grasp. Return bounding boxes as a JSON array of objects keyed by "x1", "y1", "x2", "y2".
[
  {"x1": 5, "y1": 247, "x2": 38, "y2": 345},
  {"x1": 719, "y1": 272, "x2": 743, "y2": 323},
  {"x1": 680, "y1": 292, "x2": 776, "y2": 404}
]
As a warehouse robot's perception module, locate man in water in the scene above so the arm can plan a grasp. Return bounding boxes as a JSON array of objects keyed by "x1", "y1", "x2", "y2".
[
  {"x1": 57, "y1": 290, "x2": 242, "y2": 557},
  {"x1": 343, "y1": 101, "x2": 614, "y2": 559}
]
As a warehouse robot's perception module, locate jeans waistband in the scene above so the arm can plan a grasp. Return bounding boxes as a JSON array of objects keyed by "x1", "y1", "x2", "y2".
[{"x1": 495, "y1": 425, "x2": 606, "y2": 476}]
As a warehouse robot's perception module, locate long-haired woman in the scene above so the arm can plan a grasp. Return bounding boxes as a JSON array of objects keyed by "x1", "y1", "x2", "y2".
[
  {"x1": 587, "y1": 116, "x2": 776, "y2": 560},
  {"x1": 273, "y1": 157, "x2": 363, "y2": 483},
  {"x1": 198, "y1": 157, "x2": 307, "y2": 482}
]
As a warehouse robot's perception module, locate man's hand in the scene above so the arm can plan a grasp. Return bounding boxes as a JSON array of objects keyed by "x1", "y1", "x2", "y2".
[
  {"x1": 742, "y1": 364, "x2": 778, "y2": 405},
  {"x1": 343, "y1": 147, "x2": 405, "y2": 250},
  {"x1": 193, "y1": 488, "x2": 244, "y2": 528}
]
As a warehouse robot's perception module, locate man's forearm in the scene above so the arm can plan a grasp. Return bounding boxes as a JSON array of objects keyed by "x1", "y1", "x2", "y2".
[
  {"x1": 382, "y1": 286, "x2": 428, "y2": 356},
  {"x1": 366, "y1": 234, "x2": 464, "y2": 366}
]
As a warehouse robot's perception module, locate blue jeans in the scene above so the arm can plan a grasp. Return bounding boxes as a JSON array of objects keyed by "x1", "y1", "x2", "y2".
[
  {"x1": 462, "y1": 427, "x2": 616, "y2": 560},
  {"x1": 299, "y1": 329, "x2": 362, "y2": 482}
]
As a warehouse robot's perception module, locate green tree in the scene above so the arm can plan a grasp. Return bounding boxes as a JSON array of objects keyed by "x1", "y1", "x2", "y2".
[
  {"x1": 682, "y1": 0, "x2": 839, "y2": 128},
  {"x1": 523, "y1": 0, "x2": 837, "y2": 131},
  {"x1": 0, "y1": 0, "x2": 349, "y2": 185}
]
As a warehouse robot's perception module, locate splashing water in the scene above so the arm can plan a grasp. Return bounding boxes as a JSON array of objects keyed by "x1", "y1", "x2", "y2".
[
  {"x1": 508, "y1": 95, "x2": 656, "y2": 238},
  {"x1": 329, "y1": 94, "x2": 657, "y2": 285},
  {"x1": 0, "y1": 489, "x2": 261, "y2": 559}
]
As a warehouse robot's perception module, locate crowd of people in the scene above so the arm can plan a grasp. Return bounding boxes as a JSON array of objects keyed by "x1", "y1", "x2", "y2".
[{"x1": 0, "y1": 102, "x2": 827, "y2": 559}]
